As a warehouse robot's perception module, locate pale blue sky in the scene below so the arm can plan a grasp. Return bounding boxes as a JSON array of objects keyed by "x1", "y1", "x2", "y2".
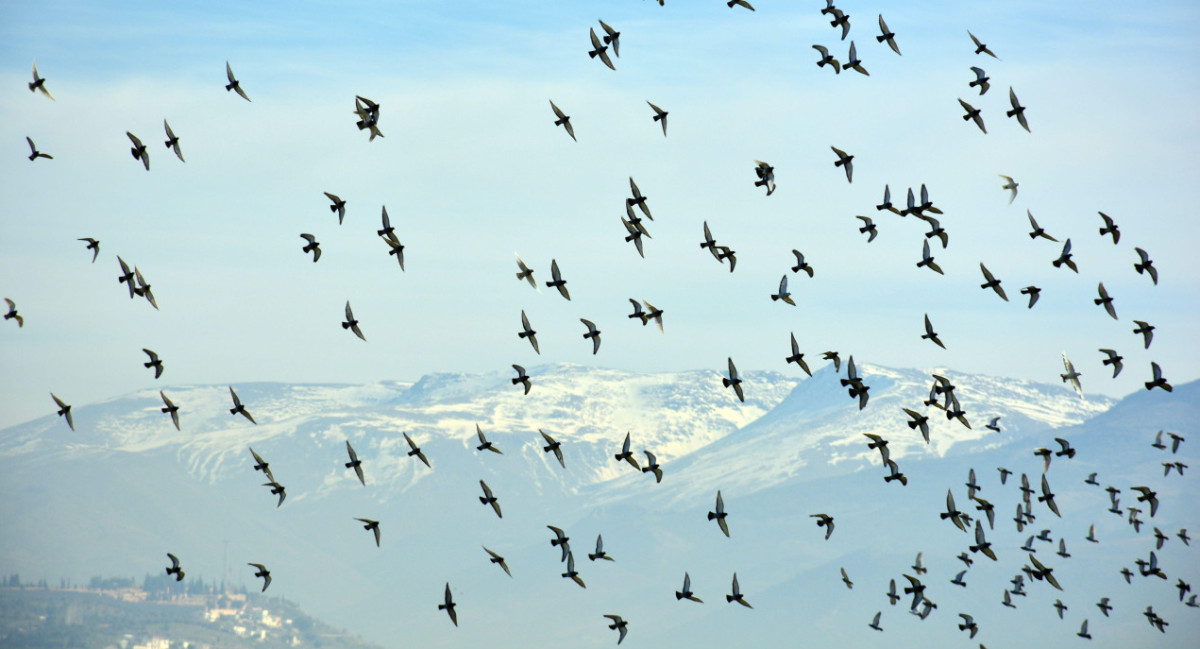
[{"x1": 2, "y1": 0, "x2": 1199, "y2": 427}]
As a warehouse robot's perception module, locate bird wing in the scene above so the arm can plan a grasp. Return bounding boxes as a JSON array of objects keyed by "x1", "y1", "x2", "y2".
[{"x1": 727, "y1": 357, "x2": 739, "y2": 381}]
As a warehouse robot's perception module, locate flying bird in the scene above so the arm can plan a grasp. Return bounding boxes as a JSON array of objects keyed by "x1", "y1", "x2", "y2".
[
  {"x1": 548, "y1": 525, "x2": 572, "y2": 561},
  {"x1": 438, "y1": 583, "x2": 457, "y2": 626},
  {"x1": 726, "y1": 573, "x2": 752, "y2": 608},
  {"x1": 828, "y1": 7, "x2": 851, "y2": 40},
  {"x1": 355, "y1": 518, "x2": 381, "y2": 547},
  {"x1": 922, "y1": 314, "x2": 945, "y2": 349},
  {"x1": 162, "y1": 120, "x2": 184, "y2": 162},
  {"x1": 561, "y1": 551, "x2": 586, "y2": 588},
  {"x1": 856, "y1": 216, "x2": 878, "y2": 242},
  {"x1": 483, "y1": 547, "x2": 511, "y2": 577},
  {"x1": 998, "y1": 175, "x2": 1018, "y2": 204},
  {"x1": 770, "y1": 274, "x2": 795, "y2": 305},
  {"x1": 969, "y1": 66, "x2": 990, "y2": 94},
  {"x1": 540, "y1": 429, "x2": 565, "y2": 468},
  {"x1": 868, "y1": 611, "x2": 883, "y2": 631},
  {"x1": 841, "y1": 567, "x2": 854, "y2": 589},
  {"x1": 263, "y1": 480, "x2": 285, "y2": 507},
  {"x1": 546, "y1": 259, "x2": 570, "y2": 300},
  {"x1": 4, "y1": 299, "x2": 24, "y2": 328},
  {"x1": 1095, "y1": 283, "x2": 1118, "y2": 320},
  {"x1": 51, "y1": 393, "x2": 74, "y2": 431},
  {"x1": 131, "y1": 267, "x2": 157, "y2": 309},
  {"x1": 598, "y1": 19, "x2": 620, "y2": 56},
  {"x1": 603, "y1": 614, "x2": 628, "y2": 644},
  {"x1": 1021, "y1": 286, "x2": 1041, "y2": 309},
  {"x1": 513, "y1": 254, "x2": 538, "y2": 289},
  {"x1": 876, "y1": 185, "x2": 900, "y2": 214},
  {"x1": 903, "y1": 408, "x2": 931, "y2": 443},
  {"x1": 1133, "y1": 320, "x2": 1155, "y2": 349},
  {"x1": 580, "y1": 319, "x2": 601, "y2": 355},
  {"x1": 588, "y1": 534, "x2": 614, "y2": 561},
  {"x1": 642, "y1": 451, "x2": 663, "y2": 483},
  {"x1": 247, "y1": 563, "x2": 271, "y2": 591},
  {"x1": 77, "y1": 237, "x2": 100, "y2": 263},
  {"x1": 403, "y1": 432, "x2": 431, "y2": 468},
  {"x1": 248, "y1": 447, "x2": 273, "y2": 481},
  {"x1": 518, "y1": 310, "x2": 539, "y2": 354},
  {"x1": 876, "y1": 15, "x2": 901, "y2": 54},
  {"x1": 614, "y1": 433, "x2": 640, "y2": 471},
  {"x1": 225, "y1": 61, "x2": 251, "y2": 101},
  {"x1": 475, "y1": 424, "x2": 502, "y2": 455},
  {"x1": 345, "y1": 440, "x2": 365, "y2": 485},
  {"x1": 844, "y1": 41, "x2": 868, "y2": 75},
  {"x1": 727, "y1": 0, "x2": 754, "y2": 10},
  {"x1": 722, "y1": 357, "x2": 745, "y2": 402},
  {"x1": 1145, "y1": 362, "x2": 1172, "y2": 392},
  {"x1": 811, "y1": 513, "x2": 835, "y2": 540},
  {"x1": 479, "y1": 480, "x2": 502, "y2": 518},
  {"x1": 1134, "y1": 248, "x2": 1158, "y2": 285},
  {"x1": 676, "y1": 572, "x2": 702, "y2": 603},
  {"x1": 25, "y1": 136, "x2": 52, "y2": 161},
  {"x1": 1098, "y1": 212, "x2": 1121, "y2": 244},
  {"x1": 708, "y1": 490, "x2": 730, "y2": 537},
  {"x1": 165, "y1": 553, "x2": 184, "y2": 581},
  {"x1": 228, "y1": 387, "x2": 256, "y2": 424},
  {"x1": 381, "y1": 230, "x2": 405, "y2": 271},
  {"x1": 968, "y1": 31, "x2": 999, "y2": 58},
  {"x1": 1026, "y1": 211, "x2": 1057, "y2": 241},
  {"x1": 126, "y1": 132, "x2": 150, "y2": 171},
  {"x1": 29, "y1": 62, "x2": 54, "y2": 99},
  {"x1": 979, "y1": 263, "x2": 1008, "y2": 301},
  {"x1": 1007, "y1": 87, "x2": 1030, "y2": 132},
  {"x1": 549, "y1": 100, "x2": 575, "y2": 141},
  {"x1": 588, "y1": 27, "x2": 616, "y2": 70},
  {"x1": 958, "y1": 98, "x2": 986, "y2": 133},
  {"x1": 812, "y1": 45, "x2": 841, "y2": 74},
  {"x1": 296, "y1": 233, "x2": 322, "y2": 262},
  {"x1": 143, "y1": 348, "x2": 163, "y2": 378},
  {"x1": 647, "y1": 101, "x2": 668, "y2": 136},
  {"x1": 785, "y1": 333, "x2": 812, "y2": 376},
  {"x1": 342, "y1": 301, "x2": 366, "y2": 341},
  {"x1": 831, "y1": 146, "x2": 854, "y2": 182},
  {"x1": 1061, "y1": 352, "x2": 1084, "y2": 399},
  {"x1": 324, "y1": 192, "x2": 346, "y2": 224},
  {"x1": 1052, "y1": 238, "x2": 1078, "y2": 272},
  {"x1": 512, "y1": 364, "x2": 531, "y2": 394}
]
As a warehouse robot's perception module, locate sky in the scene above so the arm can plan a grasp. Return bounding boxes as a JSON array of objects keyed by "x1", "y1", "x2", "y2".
[{"x1": 2, "y1": 0, "x2": 1199, "y2": 428}]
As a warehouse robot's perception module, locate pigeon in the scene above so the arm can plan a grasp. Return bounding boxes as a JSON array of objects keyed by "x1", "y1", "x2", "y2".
[
  {"x1": 771, "y1": 275, "x2": 796, "y2": 305},
  {"x1": 403, "y1": 432, "x2": 431, "y2": 469},
  {"x1": 966, "y1": 468, "x2": 981, "y2": 499},
  {"x1": 77, "y1": 237, "x2": 100, "y2": 263},
  {"x1": 713, "y1": 245, "x2": 737, "y2": 272},
  {"x1": 876, "y1": 15, "x2": 900, "y2": 54},
  {"x1": 1099, "y1": 349, "x2": 1124, "y2": 377},
  {"x1": 1132, "y1": 320, "x2": 1155, "y2": 349},
  {"x1": 225, "y1": 61, "x2": 251, "y2": 101},
  {"x1": 248, "y1": 447, "x2": 273, "y2": 481},
  {"x1": 263, "y1": 481, "x2": 285, "y2": 507},
  {"x1": 514, "y1": 254, "x2": 537, "y2": 289},
  {"x1": 1061, "y1": 352, "x2": 1084, "y2": 399},
  {"x1": 342, "y1": 301, "x2": 366, "y2": 341},
  {"x1": 1007, "y1": 87, "x2": 1030, "y2": 132},
  {"x1": 998, "y1": 175, "x2": 1018, "y2": 204},
  {"x1": 722, "y1": 357, "x2": 745, "y2": 402},
  {"x1": 727, "y1": 0, "x2": 754, "y2": 10},
  {"x1": 588, "y1": 534, "x2": 613, "y2": 561},
  {"x1": 352, "y1": 96, "x2": 384, "y2": 140},
  {"x1": 642, "y1": 451, "x2": 663, "y2": 483},
  {"x1": 130, "y1": 267, "x2": 157, "y2": 309},
  {"x1": 841, "y1": 567, "x2": 854, "y2": 589},
  {"x1": 546, "y1": 259, "x2": 570, "y2": 300},
  {"x1": 903, "y1": 574, "x2": 926, "y2": 610},
  {"x1": 549, "y1": 100, "x2": 575, "y2": 141},
  {"x1": 4, "y1": 299, "x2": 24, "y2": 328},
  {"x1": 479, "y1": 480, "x2": 502, "y2": 518},
  {"x1": 377, "y1": 205, "x2": 395, "y2": 238},
  {"x1": 951, "y1": 570, "x2": 967, "y2": 587},
  {"x1": 812, "y1": 45, "x2": 842, "y2": 74},
  {"x1": 844, "y1": 41, "x2": 868, "y2": 75},
  {"x1": 676, "y1": 572, "x2": 703, "y2": 602},
  {"x1": 1134, "y1": 248, "x2": 1158, "y2": 285},
  {"x1": 958, "y1": 98, "x2": 986, "y2": 133},
  {"x1": 561, "y1": 551, "x2": 586, "y2": 588},
  {"x1": 708, "y1": 490, "x2": 730, "y2": 537},
  {"x1": 621, "y1": 217, "x2": 646, "y2": 258},
  {"x1": 580, "y1": 319, "x2": 601, "y2": 355},
  {"x1": 903, "y1": 408, "x2": 931, "y2": 444},
  {"x1": 856, "y1": 216, "x2": 878, "y2": 242},
  {"x1": 1029, "y1": 555, "x2": 1063, "y2": 590},
  {"x1": 143, "y1": 349, "x2": 164, "y2": 378},
  {"x1": 356, "y1": 518, "x2": 381, "y2": 547},
  {"x1": 829, "y1": 8, "x2": 851, "y2": 40},
  {"x1": 785, "y1": 333, "x2": 813, "y2": 376},
  {"x1": 165, "y1": 553, "x2": 184, "y2": 581},
  {"x1": 540, "y1": 429, "x2": 565, "y2": 468},
  {"x1": 811, "y1": 513, "x2": 835, "y2": 540},
  {"x1": 1098, "y1": 212, "x2": 1120, "y2": 244},
  {"x1": 1052, "y1": 238, "x2": 1078, "y2": 272},
  {"x1": 324, "y1": 192, "x2": 347, "y2": 224},
  {"x1": 512, "y1": 364, "x2": 531, "y2": 394},
  {"x1": 979, "y1": 263, "x2": 1008, "y2": 301},
  {"x1": 1054, "y1": 599, "x2": 1068, "y2": 619},
  {"x1": 912, "y1": 552, "x2": 927, "y2": 575},
  {"x1": 942, "y1": 489, "x2": 967, "y2": 532},
  {"x1": 868, "y1": 611, "x2": 883, "y2": 631},
  {"x1": 247, "y1": 563, "x2": 271, "y2": 591},
  {"x1": 726, "y1": 573, "x2": 752, "y2": 608},
  {"x1": 1002, "y1": 590, "x2": 1016, "y2": 608},
  {"x1": 823, "y1": 351, "x2": 842, "y2": 373},
  {"x1": 25, "y1": 137, "x2": 52, "y2": 161},
  {"x1": 998, "y1": 467, "x2": 1012, "y2": 484},
  {"x1": 887, "y1": 579, "x2": 900, "y2": 605},
  {"x1": 970, "y1": 520, "x2": 997, "y2": 560},
  {"x1": 969, "y1": 66, "x2": 990, "y2": 95},
  {"x1": 1057, "y1": 538, "x2": 1071, "y2": 558},
  {"x1": 1077, "y1": 619, "x2": 1091, "y2": 640},
  {"x1": 985, "y1": 417, "x2": 1001, "y2": 433},
  {"x1": 126, "y1": 132, "x2": 150, "y2": 171},
  {"x1": 603, "y1": 614, "x2": 628, "y2": 644},
  {"x1": 51, "y1": 393, "x2": 74, "y2": 431},
  {"x1": 1132, "y1": 486, "x2": 1159, "y2": 517},
  {"x1": 1094, "y1": 283, "x2": 1118, "y2": 320},
  {"x1": 1085, "y1": 473, "x2": 1099, "y2": 486},
  {"x1": 922, "y1": 314, "x2": 946, "y2": 349},
  {"x1": 968, "y1": 31, "x2": 999, "y2": 58},
  {"x1": 162, "y1": 120, "x2": 184, "y2": 162},
  {"x1": 483, "y1": 547, "x2": 511, "y2": 577},
  {"x1": 438, "y1": 583, "x2": 457, "y2": 626},
  {"x1": 1026, "y1": 211, "x2": 1058, "y2": 241},
  {"x1": 1168, "y1": 433, "x2": 1185, "y2": 454},
  {"x1": 474, "y1": 424, "x2": 502, "y2": 455},
  {"x1": 29, "y1": 62, "x2": 54, "y2": 99},
  {"x1": 598, "y1": 19, "x2": 620, "y2": 56},
  {"x1": 1145, "y1": 362, "x2": 1172, "y2": 392},
  {"x1": 588, "y1": 27, "x2": 616, "y2": 70},
  {"x1": 299, "y1": 234, "x2": 321, "y2": 262},
  {"x1": 614, "y1": 433, "x2": 641, "y2": 471},
  {"x1": 1040, "y1": 475, "x2": 1061, "y2": 517},
  {"x1": 1021, "y1": 286, "x2": 1042, "y2": 308},
  {"x1": 627, "y1": 177, "x2": 652, "y2": 219},
  {"x1": 345, "y1": 440, "x2": 365, "y2": 485},
  {"x1": 647, "y1": 101, "x2": 668, "y2": 136},
  {"x1": 228, "y1": 387, "x2": 257, "y2": 424},
  {"x1": 1097, "y1": 597, "x2": 1111, "y2": 616},
  {"x1": 831, "y1": 147, "x2": 854, "y2": 182},
  {"x1": 518, "y1": 310, "x2": 539, "y2": 354},
  {"x1": 381, "y1": 231, "x2": 405, "y2": 271}
]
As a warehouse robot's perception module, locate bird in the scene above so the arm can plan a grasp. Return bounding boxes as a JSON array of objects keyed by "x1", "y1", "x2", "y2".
[
  {"x1": 298, "y1": 234, "x2": 321, "y2": 262},
  {"x1": 621, "y1": 216, "x2": 646, "y2": 258},
  {"x1": 877, "y1": 15, "x2": 901, "y2": 54},
  {"x1": 903, "y1": 575, "x2": 926, "y2": 610},
  {"x1": 1061, "y1": 352, "x2": 1084, "y2": 399},
  {"x1": 165, "y1": 554, "x2": 185, "y2": 581},
  {"x1": 727, "y1": 0, "x2": 754, "y2": 10},
  {"x1": 1021, "y1": 286, "x2": 1042, "y2": 308},
  {"x1": 708, "y1": 490, "x2": 730, "y2": 537},
  {"x1": 1097, "y1": 597, "x2": 1111, "y2": 616},
  {"x1": 1040, "y1": 475, "x2": 1061, "y2": 517},
  {"x1": 1057, "y1": 538, "x2": 1071, "y2": 558},
  {"x1": 76, "y1": 237, "x2": 100, "y2": 263},
  {"x1": 887, "y1": 579, "x2": 900, "y2": 605},
  {"x1": 828, "y1": 8, "x2": 851, "y2": 40},
  {"x1": 1052, "y1": 238, "x2": 1078, "y2": 272},
  {"x1": 1134, "y1": 248, "x2": 1158, "y2": 285},
  {"x1": 478, "y1": 480, "x2": 501, "y2": 518},
  {"x1": 546, "y1": 259, "x2": 570, "y2": 300},
  {"x1": 968, "y1": 31, "x2": 999, "y2": 58},
  {"x1": 676, "y1": 572, "x2": 702, "y2": 603},
  {"x1": 985, "y1": 417, "x2": 1001, "y2": 433},
  {"x1": 831, "y1": 147, "x2": 854, "y2": 183},
  {"x1": 50, "y1": 393, "x2": 74, "y2": 431},
  {"x1": 942, "y1": 489, "x2": 967, "y2": 532},
  {"x1": 345, "y1": 440, "x2": 365, "y2": 485},
  {"x1": 323, "y1": 192, "x2": 347, "y2": 224},
  {"x1": 228, "y1": 387, "x2": 256, "y2": 424},
  {"x1": 951, "y1": 570, "x2": 967, "y2": 587},
  {"x1": 1026, "y1": 211, "x2": 1058, "y2": 241},
  {"x1": 540, "y1": 429, "x2": 565, "y2": 468},
  {"x1": 998, "y1": 175, "x2": 1018, "y2": 204},
  {"x1": 642, "y1": 451, "x2": 663, "y2": 483},
  {"x1": 823, "y1": 351, "x2": 842, "y2": 372},
  {"x1": 970, "y1": 520, "x2": 997, "y2": 560},
  {"x1": 844, "y1": 41, "x2": 868, "y2": 75},
  {"x1": 1145, "y1": 362, "x2": 1172, "y2": 392},
  {"x1": 998, "y1": 467, "x2": 1012, "y2": 484},
  {"x1": 979, "y1": 263, "x2": 1008, "y2": 301},
  {"x1": 875, "y1": 185, "x2": 900, "y2": 215},
  {"x1": 770, "y1": 274, "x2": 796, "y2": 306},
  {"x1": 969, "y1": 66, "x2": 990, "y2": 95},
  {"x1": 1007, "y1": 87, "x2": 1030, "y2": 132},
  {"x1": 884, "y1": 461, "x2": 904, "y2": 486},
  {"x1": 263, "y1": 480, "x2": 286, "y2": 507},
  {"x1": 142, "y1": 349, "x2": 164, "y2": 378},
  {"x1": 726, "y1": 573, "x2": 752, "y2": 608},
  {"x1": 4, "y1": 299, "x2": 24, "y2": 328},
  {"x1": 614, "y1": 433, "x2": 640, "y2": 471},
  {"x1": 1098, "y1": 212, "x2": 1121, "y2": 244},
  {"x1": 247, "y1": 563, "x2": 271, "y2": 591},
  {"x1": 342, "y1": 301, "x2": 366, "y2": 341},
  {"x1": 474, "y1": 424, "x2": 502, "y2": 455},
  {"x1": 868, "y1": 611, "x2": 883, "y2": 631},
  {"x1": 483, "y1": 547, "x2": 511, "y2": 577},
  {"x1": 1168, "y1": 433, "x2": 1185, "y2": 454},
  {"x1": 353, "y1": 95, "x2": 383, "y2": 140},
  {"x1": 381, "y1": 231, "x2": 405, "y2": 271},
  {"x1": 588, "y1": 534, "x2": 613, "y2": 561},
  {"x1": 966, "y1": 468, "x2": 981, "y2": 499},
  {"x1": 1002, "y1": 590, "x2": 1016, "y2": 608},
  {"x1": 1034, "y1": 448, "x2": 1053, "y2": 473},
  {"x1": 403, "y1": 432, "x2": 431, "y2": 469},
  {"x1": 922, "y1": 314, "x2": 946, "y2": 349},
  {"x1": 588, "y1": 27, "x2": 616, "y2": 70},
  {"x1": 1132, "y1": 320, "x2": 1155, "y2": 349},
  {"x1": 130, "y1": 267, "x2": 157, "y2": 310},
  {"x1": 512, "y1": 364, "x2": 531, "y2": 394},
  {"x1": 627, "y1": 177, "x2": 652, "y2": 219},
  {"x1": 548, "y1": 100, "x2": 575, "y2": 141},
  {"x1": 722, "y1": 357, "x2": 745, "y2": 402},
  {"x1": 579, "y1": 319, "x2": 601, "y2": 355},
  {"x1": 647, "y1": 101, "x2": 668, "y2": 136},
  {"x1": 598, "y1": 19, "x2": 620, "y2": 56},
  {"x1": 1029, "y1": 555, "x2": 1062, "y2": 590},
  {"x1": 438, "y1": 583, "x2": 457, "y2": 626},
  {"x1": 811, "y1": 514, "x2": 835, "y2": 540},
  {"x1": 603, "y1": 614, "x2": 628, "y2": 644},
  {"x1": 856, "y1": 216, "x2": 877, "y2": 242},
  {"x1": 1077, "y1": 619, "x2": 1092, "y2": 640},
  {"x1": 248, "y1": 447, "x2": 273, "y2": 481},
  {"x1": 126, "y1": 132, "x2": 150, "y2": 171},
  {"x1": 561, "y1": 551, "x2": 586, "y2": 588},
  {"x1": 812, "y1": 45, "x2": 841, "y2": 74},
  {"x1": 1094, "y1": 283, "x2": 1118, "y2": 320},
  {"x1": 918, "y1": 214, "x2": 949, "y2": 248},
  {"x1": 25, "y1": 136, "x2": 52, "y2": 161},
  {"x1": 1085, "y1": 473, "x2": 1099, "y2": 486},
  {"x1": 29, "y1": 62, "x2": 54, "y2": 99},
  {"x1": 841, "y1": 567, "x2": 853, "y2": 589},
  {"x1": 785, "y1": 333, "x2": 812, "y2": 376},
  {"x1": 225, "y1": 61, "x2": 251, "y2": 101},
  {"x1": 157, "y1": 120, "x2": 186, "y2": 164},
  {"x1": 514, "y1": 254, "x2": 537, "y2": 289},
  {"x1": 355, "y1": 518, "x2": 381, "y2": 547},
  {"x1": 1132, "y1": 486, "x2": 1159, "y2": 517},
  {"x1": 518, "y1": 310, "x2": 539, "y2": 354},
  {"x1": 958, "y1": 98, "x2": 986, "y2": 133},
  {"x1": 903, "y1": 408, "x2": 931, "y2": 444},
  {"x1": 377, "y1": 204, "x2": 396, "y2": 238},
  {"x1": 957, "y1": 613, "x2": 979, "y2": 639}
]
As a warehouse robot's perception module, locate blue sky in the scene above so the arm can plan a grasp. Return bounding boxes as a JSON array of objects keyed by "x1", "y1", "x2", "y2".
[{"x1": 2, "y1": 0, "x2": 1199, "y2": 426}]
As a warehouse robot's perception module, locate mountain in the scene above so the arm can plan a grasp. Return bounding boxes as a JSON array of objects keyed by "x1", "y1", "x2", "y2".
[{"x1": 1, "y1": 365, "x2": 1195, "y2": 649}]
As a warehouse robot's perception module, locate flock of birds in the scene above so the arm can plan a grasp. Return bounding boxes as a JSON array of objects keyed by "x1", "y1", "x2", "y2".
[{"x1": 10, "y1": 2, "x2": 1193, "y2": 647}]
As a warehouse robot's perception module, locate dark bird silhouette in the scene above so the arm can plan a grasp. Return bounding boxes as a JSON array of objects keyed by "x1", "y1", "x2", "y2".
[
  {"x1": 1052, "y1": 238, "x2": 1078, "y2": 272},
  {"x1": 51, "y1": 393, "x2": 73, "y2": 431},
  {"x1": 345, "y1": 440, "x2": 365, "y2": 485},
  {"x1": 603, "y1": 614, "x2": 628, "y2": 644},
  {"x1": 588, "y1": 27, "x2": 616, "y2": 70},
  {"x1": 299, "y1": 234, "x2": 321, "y2": 262},
  {"x1": 248, "y1": 447, "x2": 273, "y2": 481},
  {"x1": 1098, "y1": 212, "x2": 1120, "y2": 244},
  {"x1": 844, "y1": 41, "x2": 868, "y2": 75},
  {"x1": 823, "y1": 351, "x2": 841, "y2": 372},
  {"x1": 1094, "y1": 283, "x2": 1118, "y2": 320},
  {"x1": 785, "y1": 333, "x2": 812, "y2": 376},
  {"x1": 588, "y1": 534, "x2": 613, "y2": 561},
  {"x1": 811, "y1": 513, "x2": 835, "y2": 540},
  {"x1": 771, "y1": 274, "x2": 796, "y2": 305},
  {"x1": 225, "y1": 61, "x2": 251, "y2": 101},
  {"x1": 562, "y1": 551, "x2": 586, "y2": 588},
  {"x1": 868, "y1": 611, "x2": 883, "y2": 631},
  {"x1": 546, "y1": 259, "x2": 570, "y2": 300},
  {"x1": 159, "y1": 391, "x2": 179, "y2": 430},
  {"x1": 912, "y1": 552, "x2": 926, "y2": 575},
  {"x1": 1026, "y1": 211, "x2": 1057, "y2": 241},
  {"x1": 726, "y1": 573, "x2": 752, "y2": 608},
  {"x1": 722, "y1": 357, "x2": 745, "y2": 402},
  {"x1": 1132, "y1": 486, "x2": 1159, "y2": 517},
  {"x1": 512, "y1": 364, "x2": 531, "y2": 394},
  {"x1": 979, "y1": 263, "x2": 1008, "y2": 301},
  {"x1": 922, "y1": 313, "x2": 945, "y2": 349},
  {"x1": 263, "y1": 480, "x2": 285, "y2": 507},
  {"x1": 1145, "y1": 362, "x2": 1172, "y2": 392},
  {"x1": 614, "y1": 433, "x2": 640, "y2": 471},
  {"x1": 903, "y1": 408, "x2": 931, "y2": 444},
  {"x1": 831, "y1": 147, "x2": 854, "y2": 183},
  {"x1": 676, "y1": 572, "x2": 702, "y2": 603},
  {"x1": 377, "y1": 205, "x2": 395, "y2": 238},
  {"x1": 540, "y1": 429, "x2": 565, "y2": 468},
  {"x1": 126, "y1": 132, "x2": 150, "y2": 171},
  {"x1": 1039, "y1": 475, "x2": 1061, "y2": 517},
  {"x1": 598, "y1": 19, "x2": 620, "y2": 56},
  {"x1": 1007, "y1": 87, "x2": 1030, "y2": 132},
  {"x1": 3, "y1": 299, "x2": 23, "y2": 328},
  {"x1": 642, "y1": 451, "x2": 663, "y2": 483},
  {"x1": 26, "y1": 136, "x2": 52, "y2": 161},
  {"x1": 29, "y1": 62, "x2": 54, "y2": 99},
  {"x1": 514, "y1": 254, "x2": 537, "y2": 289},
  {"x1": 1134, "y1": 247, "x2": 1158, "y2": 285},
  {"x1": 1021, "y1": 285, "x2": 1041, "y2": 308},
  {"x1": 247, "y1": 563, "x2": 271, "y2": 591},
  {"x1": 228, "y1": 387, "x2": 256, "y2": 424},
  {"x1": 829, "y1": 8, "x2": 851, "y2": 40},
  {"x1": 165, "y1": 553, "x2": 184, "y2": 581},
  {"x1": 841, "y1": 567, "x2": 854, "y2": 589},
  {"x1": 578, "y1": 318, "x2": 601, "y2": 355},
  {"x1": 77, "y1": 237, "x2": 100, "y2": 263},
  {"x1": 475, "y1": 424, "x2": 502, "y2": 455},
  {"x1": 969, "y1": 66, "x2": 990, "y2": 95},
  {"x1": 942, "y1": 489, "x2": 967, "y2": 532},
  {"x1": 483, "y1": 547, "x2": 511, "y2": 577},
  {"x1": 812, "y1": 45, "x2": 841, "y2": 74},
  {"x1": 887, "y1": 579, "x2": 900, "y2": 605},
  {"x1": 727, "y1": 0, "x2": 754, "y2": 10},
  {"x1": 998, "y1": 174, "x2": 1018, "y2": 204},
  {"x1": 627, "y1": 177, "x2": 652, "y2": 220},
  {"x1": 970, "y1": 520, "x2": 997, "y2": 560},
  {"x1": 342, "y1": 302, "x2": 366, "y2": 341},
  {"x1": 1133, "y1": 320, "x2": 1155, "y2": 349},
  {"x1": 324, "y1": 192, "x2": 347, "y2": 224},
  {"x1": 1029, "y1": 555, "x2": 1063, "y2": 590},
  {"x1": 355, "y1": 518, "x2": 381, "y2": 547},
  {"x1": 1099, "y1": 348, "x2": 1124, "y2": 377},
  {"x1": 876, "y1": 185, "x2": 900, "y2": 215},
  {"x1": 162, "y1": 120, "x2": 184, "y2": 162},
  {"x1": 549, "y1": 100, "x2": 575, "y2": 141},
  {"x1": 518, "y1": 310, "x2": 539, "y2": 355},
  {"x1": 381, "y1": 230, "x2": 405, "y2": 271},
  {"x1": 479, "y1": 480, "x2": 501, "y2": 518},
  {"x1": 709, "y1": 490, "x2": 730, "y2": 537},
  {"x1": 131, "y1": 267, "x2": 157, "y2": 310},
  {"x1": 968, "y1": 31, "x2": 999, "y2": 58},
  {"x1": 647, "y1": 101, "x2": 668, "y2": 136},
  {"x1": 403, "y1": 432, "x2": 431, "y2": 469},
  {"x1": 438, "y1": 583, "x2": 457, "y2": 626},
  {"x1": 985, "y1": 417, "x2": 1001, "y2": 433},
  {"x1": 876, "y1": 15, "x2": 900, "y2": 54},
  {"x1": 856, "y1": 216, "x2": 877, "y2": 242},
  {"x1": 958, "y1": 98, "x2": 986, "y2": 133},
  {"x1": 998, "y1": 467, "x2": 1012, "y2": 484}
]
